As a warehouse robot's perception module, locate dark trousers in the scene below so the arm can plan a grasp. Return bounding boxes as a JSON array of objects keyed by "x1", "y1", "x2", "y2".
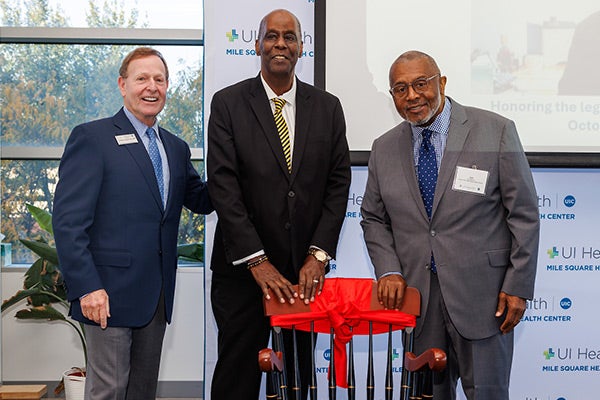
[{"x1": 211, "y1": 272, "x2": 315, "y2": 400}]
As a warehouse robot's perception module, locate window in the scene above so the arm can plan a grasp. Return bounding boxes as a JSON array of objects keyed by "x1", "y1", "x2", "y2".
[{"x1": 1, "y1": 0, "x2": 204, "y2": 265}]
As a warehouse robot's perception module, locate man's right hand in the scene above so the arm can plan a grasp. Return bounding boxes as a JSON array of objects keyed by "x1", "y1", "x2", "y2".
[
  {"x1": 377, "y1": 274, "x2": 407, "y2": 310},
  {"x1": 249, "y1": 261, "x2": 298, "y2": 304},
  {"x1": 80, "y1": 289, "x2": 110, "y2": 329}
]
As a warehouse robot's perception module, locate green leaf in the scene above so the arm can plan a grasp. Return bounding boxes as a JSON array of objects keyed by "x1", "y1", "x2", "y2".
[
  {"x1": 21, "y1": 259, "x2": 66, "y2": 306},
  {"x1": 15, "y1": 305, "x2": 66, "y2": 321},
  {"x1": 19, "y1": 238, "x2": 59, "y2": 265},
  {"x1": 177, "y1": 243, "x2": 204, "y2": 262},
  {"x1": 1, "y1": 288, "x2": 43, "y2": 313},
  {"x1": 26, "y1": 203, "x2": 53, "y2": 235}
]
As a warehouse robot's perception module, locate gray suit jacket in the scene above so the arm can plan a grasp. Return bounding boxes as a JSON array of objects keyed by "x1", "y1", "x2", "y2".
[{"x1": 360, "y1": 99, "x2": 539, "y2": 340}]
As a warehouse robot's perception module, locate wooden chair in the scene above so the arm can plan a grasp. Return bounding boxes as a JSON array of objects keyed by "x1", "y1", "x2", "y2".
[{"x1": 258, "y1": 277, "x2": 446, "y2": 400}]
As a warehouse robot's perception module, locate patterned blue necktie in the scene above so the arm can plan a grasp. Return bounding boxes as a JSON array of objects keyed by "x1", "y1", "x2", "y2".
[
  {"x1": 418, "y1": 129, "x2": 437, "y2": 272},
  {"x1": 146, "y1": 127, "x2": 164, "y2": 207}
]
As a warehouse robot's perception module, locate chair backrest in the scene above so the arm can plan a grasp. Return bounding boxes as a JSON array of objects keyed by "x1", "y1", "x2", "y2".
[
  {"x1": 259, "y1": 278, "x2": 444, "y2": 400},
  {"x1": 262, "y1": 280, "x2": 421, "y2": 318}
]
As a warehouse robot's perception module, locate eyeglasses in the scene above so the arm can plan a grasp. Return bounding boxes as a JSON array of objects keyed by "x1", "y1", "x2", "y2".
[{"x1": 389, "y1": 74, "x2": 440, "y2": 98}]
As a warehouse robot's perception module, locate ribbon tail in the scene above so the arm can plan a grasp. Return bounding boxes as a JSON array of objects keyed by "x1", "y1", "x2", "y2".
[{"x1": 333, "y1": 334, "x2": 348, "y2": 388}]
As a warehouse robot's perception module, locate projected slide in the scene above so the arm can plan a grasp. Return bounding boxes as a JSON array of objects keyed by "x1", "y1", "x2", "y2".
[{"x1": 325, "y1": 0, "x2": 600, "y2": 152}]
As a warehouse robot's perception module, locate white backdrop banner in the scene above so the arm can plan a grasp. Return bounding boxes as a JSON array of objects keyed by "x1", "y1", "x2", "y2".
[
  {"x1": 203, "y1": 2, "x2": 600, "y2": 398},
  {"x1": 326, "y1": 167, "x2": 600, "y2": 400},
  {"x1": 203, "y1": 1, "x2": 314, "y2": 399}
]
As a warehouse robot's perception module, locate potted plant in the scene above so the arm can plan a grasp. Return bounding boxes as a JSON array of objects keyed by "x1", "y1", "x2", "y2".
[
  {"x1": 2, "y1": 203, "x2": 206, "y2": 398},
  {"x1": 1, "y1": 203, "x2": 87, "y2": 398}
]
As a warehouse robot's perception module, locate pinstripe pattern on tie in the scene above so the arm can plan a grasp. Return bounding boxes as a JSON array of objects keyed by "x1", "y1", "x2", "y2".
[{"x1": 273, "y1": 97, "x2": 291, "y2": 173}]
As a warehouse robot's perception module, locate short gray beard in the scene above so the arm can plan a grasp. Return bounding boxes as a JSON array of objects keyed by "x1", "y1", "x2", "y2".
[{"x1": 409, "y1": 94, "x2": 442, "y2": 126}]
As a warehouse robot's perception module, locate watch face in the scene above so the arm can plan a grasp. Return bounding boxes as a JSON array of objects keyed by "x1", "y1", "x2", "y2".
[{"x1": 314, "y1": 250, "x2": 327, "y2": 262}]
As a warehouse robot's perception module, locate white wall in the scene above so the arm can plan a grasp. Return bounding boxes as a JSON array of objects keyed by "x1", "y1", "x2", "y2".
[{"x1": 1, "y1": 267, "x2": 204, "y2": 383}]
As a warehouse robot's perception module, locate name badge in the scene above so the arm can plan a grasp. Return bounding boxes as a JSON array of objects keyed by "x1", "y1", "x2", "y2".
[
  {"x1": 452, "y1": 166, "x2": 488, "y2": 195},
  {"x1": 115, "y1": 134, "x2": 138, "y2": 145}
]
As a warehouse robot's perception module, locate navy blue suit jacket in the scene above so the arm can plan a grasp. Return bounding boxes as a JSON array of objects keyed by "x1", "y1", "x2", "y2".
[{"x1": 53, "y1": 108, "x2": 212, "y2": 327}]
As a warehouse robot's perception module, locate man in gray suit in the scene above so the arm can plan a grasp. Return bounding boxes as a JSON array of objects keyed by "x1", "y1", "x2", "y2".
[{"x1": 360, "y1": 50, "x2": 539, "y2": 400}]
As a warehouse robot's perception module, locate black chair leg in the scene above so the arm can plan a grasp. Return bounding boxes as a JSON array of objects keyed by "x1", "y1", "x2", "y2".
[
  {"x1": 366, "y1": 322, "x2": 375, "y2": 400},
  {"x1": 385, "y1": 325, "x2": 393, "y2": 400},
  {"x1": 309, "y1": 321, "x2": 317, "y2": 400},
  {"x1": 290, "y1": 326, "x2": 301, "y2": 400},
  {"x1": 400, "y1": 329, "x2": 414, "y2": 400},
  {"x1": 273, "y1": 327, "x2": 288, "y2": 400},
  {"x1": 347, "y1": 327, "x2": 355, "y2": 400},
  {"x1": 328, "y1": 328, "x2": 336, "y2": 400}
]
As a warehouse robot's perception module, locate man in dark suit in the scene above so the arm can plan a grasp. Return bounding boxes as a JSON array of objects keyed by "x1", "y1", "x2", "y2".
[
  {"x1": 360, "y1": 51, "x2": 539, "y2": 400},
  {"x1": 53, "y1": 47, "x2": 212, "y2": 400},
  {"x1": 207, "y1": 9, "x2": 351, "y2": 400}
]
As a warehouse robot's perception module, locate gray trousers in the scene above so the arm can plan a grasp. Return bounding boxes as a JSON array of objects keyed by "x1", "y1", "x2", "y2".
[
  {"x1": 413, "y1": 273, "x2": 514, "y2": 400},
  {"x1": 83, "y1": 294, "x2": 167, "y2": 400}
]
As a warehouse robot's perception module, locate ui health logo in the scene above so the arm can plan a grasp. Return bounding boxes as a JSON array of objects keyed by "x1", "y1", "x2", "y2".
[
  {"x1": 538, "y1": 194, "x2": 577, "y2": 209},
  {"x1": 544, "y1": 245, "x2": 600, "y2": 273},
  {"x1": 538, "y1": 194, "x2": 577, "y2": 221},
  {"x1": 540, "y1": 345, "x2": 600, "y2": 374},
  {"x1": 521, "y1": 297, "x2": 573, "y2": 324},
  {"x1": 546, "y1": 245, "x2": 600, "y2": 259},
  {"x1": 224, "y1": 27, "x2": 315, "y2": 58},
  {"x1": 526, "y1": 296, "x2": 572, "y2": 311},
  {"x1": 225, "y1": 29, "x2": 239, "y2": 42}
]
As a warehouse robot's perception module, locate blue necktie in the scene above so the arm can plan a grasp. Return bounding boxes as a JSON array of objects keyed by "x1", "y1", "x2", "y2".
[
  {"x1": 146, "y1": 127, "x2": 164, "y2": 207},
  {"x1": 418, "y1": 129, "x2": 437, "y2": 272}
]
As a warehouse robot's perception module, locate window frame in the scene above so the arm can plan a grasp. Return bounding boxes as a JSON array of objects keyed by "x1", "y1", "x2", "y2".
[
  {"x1": 0, "y1": 26, "x2": 205, "y2": 160},
  {"x1": 1, "y1": 25, "x2": 205, "y2": 268}
]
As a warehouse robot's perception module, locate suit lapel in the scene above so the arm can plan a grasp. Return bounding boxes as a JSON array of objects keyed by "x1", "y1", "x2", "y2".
[
  {"x1": 248, "y1": 76, "x2": 291, "y2": 178},
  {"x1": 431, "y1": 101, "x2": 470, "y2": 217},
  {"x1": 159, "y1": 128, "x2": 177, "y2": 214},
  {"x1": 397, "y1": 124, "x2": 430, "y2": 221},
  {"x1": 290, "y1": 79, "x2": 311, "y2": 183},
  {"x1": 112, "y1": 109, "x2": 164, "y2": 213}
]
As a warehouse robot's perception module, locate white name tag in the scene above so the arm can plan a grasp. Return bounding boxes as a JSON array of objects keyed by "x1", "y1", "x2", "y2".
[
  {"x1": 452, "y1": 166, "x2": 489, "y2": 195},
  {"x1": 115, "y1": 134, "x2": 138, "y2": 145}
]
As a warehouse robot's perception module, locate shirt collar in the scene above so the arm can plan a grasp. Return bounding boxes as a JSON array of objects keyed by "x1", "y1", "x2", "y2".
[
  {"x1": 411, "y1": 97, "x2": 452, "y2": 139},
  {"x1": 260, "y1": 73, "x2": 297, "y2": 107},
  {"x1": 123, "y1": 106, "x2": 161, "y2": 142}
]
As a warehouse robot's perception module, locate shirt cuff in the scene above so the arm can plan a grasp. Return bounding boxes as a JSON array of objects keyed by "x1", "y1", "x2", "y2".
[
  {"x1": 379, "y1": 271, "x2": 403, "y2": 279},
  {"x1": 233, "y1": 250, "x2": 265, "y2": 266}
]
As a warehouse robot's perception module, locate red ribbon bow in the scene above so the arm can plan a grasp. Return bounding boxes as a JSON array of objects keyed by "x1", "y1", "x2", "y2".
[{"x1": 269, "y1": 278, "x2": 416, "y2": 388}]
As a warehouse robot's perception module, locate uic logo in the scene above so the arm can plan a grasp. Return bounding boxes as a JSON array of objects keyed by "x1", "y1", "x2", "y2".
[{"x1": 563, "y1": 195, "x2": 576, "y2": 207}]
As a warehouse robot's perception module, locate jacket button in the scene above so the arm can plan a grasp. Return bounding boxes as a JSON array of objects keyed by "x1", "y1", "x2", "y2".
[
  {"x1": 284, "y1": 222, "x2": 291, "y2": 230},
  {"x1": 430, "y1": 230, "x2": 436, "y2": 237},
  {"x1": 288, "y1": 191, "x2": 295, "y2": 198}
]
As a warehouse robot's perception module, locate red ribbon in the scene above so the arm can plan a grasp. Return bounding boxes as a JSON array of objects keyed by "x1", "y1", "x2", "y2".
[{"x1": 269, "y1": 278, "x2": 416, "y2": 388}]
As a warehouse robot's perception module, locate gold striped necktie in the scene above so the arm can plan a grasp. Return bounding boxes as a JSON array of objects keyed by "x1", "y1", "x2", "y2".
[{"x1": 273, "y1": 97, "x2": 291, "y2": 173}]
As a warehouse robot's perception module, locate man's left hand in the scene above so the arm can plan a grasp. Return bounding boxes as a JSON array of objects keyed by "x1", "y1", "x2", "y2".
[
  {"x1": 496, "y1": 291, "x2": 526, "y2": 334},
  {"x1": 298, "y1": 255, "x2": 326, "y2": 304}
]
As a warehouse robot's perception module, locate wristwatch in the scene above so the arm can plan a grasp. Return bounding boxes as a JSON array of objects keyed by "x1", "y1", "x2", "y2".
[{"x1": 308, "y1": 248, "x2": 330, "y2": 266}]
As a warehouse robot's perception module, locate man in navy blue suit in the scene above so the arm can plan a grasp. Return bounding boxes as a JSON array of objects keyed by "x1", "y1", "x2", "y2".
[{"x1": 53, "y1": 47, "x2": 212, "y2": 400}]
